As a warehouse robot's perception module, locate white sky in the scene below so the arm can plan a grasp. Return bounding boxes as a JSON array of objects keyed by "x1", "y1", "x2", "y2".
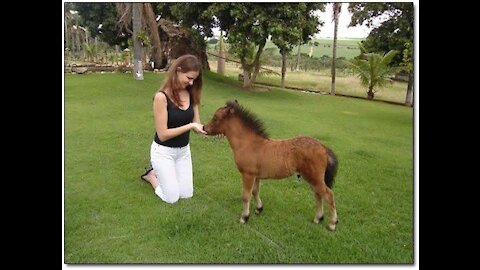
[{"x1": 315, "y1": 3, "x2": 372, "y2": 39}]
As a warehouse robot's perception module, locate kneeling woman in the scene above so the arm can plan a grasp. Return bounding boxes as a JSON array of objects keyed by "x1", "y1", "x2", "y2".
[{"x1": 141, "y1": 55, "x2": 206, "y2": 203}]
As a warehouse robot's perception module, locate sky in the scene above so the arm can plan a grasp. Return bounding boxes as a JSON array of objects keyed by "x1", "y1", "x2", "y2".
[{"x1": 315, "y1": 3, "x2": 372, "y2": 39}]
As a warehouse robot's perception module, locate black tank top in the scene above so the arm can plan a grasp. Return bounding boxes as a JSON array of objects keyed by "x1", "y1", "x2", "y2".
[{"x1": 154, "y1": 91, "x2": 194, "y2": 147}]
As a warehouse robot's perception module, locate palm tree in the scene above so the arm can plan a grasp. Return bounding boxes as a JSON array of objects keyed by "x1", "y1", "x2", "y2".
[
  {"x1": 331, "y1": 3, "x2": 341, "y2": 96},
  {"x1": 347, "y1": 49, "x2": 400, "y2": 100}
]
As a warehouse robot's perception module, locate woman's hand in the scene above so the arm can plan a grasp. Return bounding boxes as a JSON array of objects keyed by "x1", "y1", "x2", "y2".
[{"x1": 190, "y1": 122, "x2": 207, "y2": 135}]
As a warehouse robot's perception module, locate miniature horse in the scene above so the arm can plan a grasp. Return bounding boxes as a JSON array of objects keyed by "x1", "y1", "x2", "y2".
[{"x1": 203, "y1": 101, "x2": 339, "y2": 231}]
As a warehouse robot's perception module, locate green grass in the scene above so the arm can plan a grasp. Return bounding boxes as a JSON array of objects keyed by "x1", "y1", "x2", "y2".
[{"x1": 64, "y1": 71, "x2": 414, "y2": 263}]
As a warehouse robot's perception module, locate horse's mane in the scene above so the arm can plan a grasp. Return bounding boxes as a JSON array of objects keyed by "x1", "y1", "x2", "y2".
[{"x1": 226, "y1": 101, "x2": 269, "y2": 139}]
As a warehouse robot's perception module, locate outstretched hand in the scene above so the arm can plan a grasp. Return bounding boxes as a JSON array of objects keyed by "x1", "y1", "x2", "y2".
[{"x1": 191, "y1": 122, "x2": 207, "y2": 135}]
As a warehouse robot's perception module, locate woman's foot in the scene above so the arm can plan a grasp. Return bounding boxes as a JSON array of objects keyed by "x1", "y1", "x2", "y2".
[{"x1": 141, "y1": 165, "x2": 154, "y2": 183}]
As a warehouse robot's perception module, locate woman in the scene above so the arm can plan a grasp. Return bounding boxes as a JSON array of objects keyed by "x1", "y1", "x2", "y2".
[{"x1": 141, "y1": 54, "x2": 206, "y2": 203}]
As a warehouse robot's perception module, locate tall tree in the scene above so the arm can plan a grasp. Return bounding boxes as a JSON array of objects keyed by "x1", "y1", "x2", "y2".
[
  {"x1": 349, "y1": 3, "x2": 414, "y2": 105},
  {"x1": 117, "y1": 2, "x2": 165, "y2": 71},
  {"x1": 132, "y1": 3, "x2": 144, "y2": 80},
  {"x1": 331, "y1": 3, "x2": 342, "y2": 96},
  {"x1": 143, "y1": 3, "x2": 164, "y2": 69}
]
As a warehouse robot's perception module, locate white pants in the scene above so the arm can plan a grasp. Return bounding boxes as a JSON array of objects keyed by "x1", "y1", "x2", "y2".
[{"x1": 150, "y1": 142, "x2": 193, "y2": 204}]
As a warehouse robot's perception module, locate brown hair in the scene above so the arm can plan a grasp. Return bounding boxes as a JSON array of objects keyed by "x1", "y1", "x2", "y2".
[{"x1": 157, "y1": 54, "x2": 203, "y2": 106}]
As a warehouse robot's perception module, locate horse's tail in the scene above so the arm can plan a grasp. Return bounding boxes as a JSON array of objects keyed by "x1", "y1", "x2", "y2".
[{"x1": 324, "y1": 147, "x2": 338, "y2": 189}]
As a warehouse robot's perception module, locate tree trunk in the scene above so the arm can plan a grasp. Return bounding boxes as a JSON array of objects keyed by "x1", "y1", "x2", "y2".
[
  {"x1": 331, "y1": 3, "x2": 341, "y2": 96},
  {"x1": 75, "y1": 26, "x2": 82, "y2": 58},
  {"x1": 217, "y1": 31, "x2": 226, "y2": 75},
  {"x1": 217, "y1": 51, "x2": 226, "y2": 75},
  {"x1": 85, "y1": 29, "x2": 89, "y2": 45},
  {"x1": 65, "y1": 17, "x2": 69, "y2": 51},
  {"x1": 132, "y1": 3, "x2": 144, "y2": 80},
  {"x1": 248, "y1": 41, "x2": 266, "y2": 89},
  {"x1": 242, "y1": 69, "x2": 253, "y2": 89},
  {"x1": 367, "y1": 87, "x2": 375, "y2": 100},
  {"x1": 143, "y1": 3, "x2": 164, "y2": 69},
  {"x1": 405, "y1": 71, "x2": 414, "y2": 106},
  {"x1": 281, "y1": 51, "x2": 287, "y2": 88},
  {"x1": 295, "y1": 44, "x2": 301, "y2": 71}
]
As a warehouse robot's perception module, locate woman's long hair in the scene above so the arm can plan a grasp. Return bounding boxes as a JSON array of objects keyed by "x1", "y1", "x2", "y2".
[{"x1": 158, "y1": 54, "x2": 203, "y2": 106}]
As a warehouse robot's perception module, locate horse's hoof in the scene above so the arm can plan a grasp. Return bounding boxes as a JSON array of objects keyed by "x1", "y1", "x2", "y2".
[
  {"x1": 255, "y1": 206, "x2": 263, "y2": 215},
  {"x1": 240, "y1": 215, "x2": 249, "y2": 223},
  {"x1": 327, "y1": 222, "x2": 337, "y2": 231},
  {"x1": 314, "y1": 216, "x2": 324, "y2": 224}
]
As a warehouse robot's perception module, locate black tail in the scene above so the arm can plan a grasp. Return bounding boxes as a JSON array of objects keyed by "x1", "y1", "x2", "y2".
[{"x1": 324, "y1": 147, "x2": 338, "y2": 189}]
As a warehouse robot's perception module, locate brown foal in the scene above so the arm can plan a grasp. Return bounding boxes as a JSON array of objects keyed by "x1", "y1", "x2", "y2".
[{"x1": 203, "y1": 101, "x2": 339, "y2": 231}]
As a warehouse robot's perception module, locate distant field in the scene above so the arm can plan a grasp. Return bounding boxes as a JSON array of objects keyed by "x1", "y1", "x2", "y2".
[
  {"x1": 265, "y1": 38, "x2": 364, "y2": 59},
  {"x1": 209, "y1": 38, "x2": 364, "y2": 60}
]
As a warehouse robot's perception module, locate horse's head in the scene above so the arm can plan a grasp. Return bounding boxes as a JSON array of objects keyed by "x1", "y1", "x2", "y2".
[{"x1": 203, "y1": 100, "x2": 239, "y2": 135}]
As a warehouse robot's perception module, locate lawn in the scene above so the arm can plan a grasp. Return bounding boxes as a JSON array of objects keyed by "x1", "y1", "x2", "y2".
[{"x1": 64, "y1": 71, "x2": 414, "y2": 263}]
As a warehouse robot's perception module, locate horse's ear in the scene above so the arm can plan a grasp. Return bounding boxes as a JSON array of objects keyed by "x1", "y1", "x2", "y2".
[{"x1": 234, "y1": 99, "x2": 238, "y2": 104}]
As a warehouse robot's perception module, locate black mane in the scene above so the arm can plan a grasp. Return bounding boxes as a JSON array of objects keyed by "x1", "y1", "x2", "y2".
[{"x1": 226, "y1": 101, "x2": 269, "y2": 139}]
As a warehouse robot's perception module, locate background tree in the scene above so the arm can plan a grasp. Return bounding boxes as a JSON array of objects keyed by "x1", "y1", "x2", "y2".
[
  {"x1": 270, "y1": 3, "x2": 325, "y2": 88},
  {"x1": 73, "y1": 2, "x2": 129, "y2": 49},
  {"x1": 331, "y1": 3, "x2": 342, "y2": 96},
  {"x1": 347, "y1": 48, "x2": 400, "y2": 100},
  {"x1": 64, "y1": 3, "x2": 74, "y2": 51},
  {"x1": 349, "y1": 2, "x2": 414, "y2": 105},
  {"x1": 210, "y1": 3, "x2": 322, "y2": 89},
  {"x1": 117, "y1": 3, "x2": 164, "y2": 70},
  {"x1": 402, "y1": 41, "x2": 413, "y2": 106},
  {"x1": 156, "y1": 3, "x2": 216, "y2": 38},
  {"x1": 155, "y1": 2, "x2": 216, "y2": 68}
]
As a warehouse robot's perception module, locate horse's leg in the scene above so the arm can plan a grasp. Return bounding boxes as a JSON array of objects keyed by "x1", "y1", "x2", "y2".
[
  {"x1": 312, "y1": 184, "x2": 338, "y2": 230},
  {"x1": 323, "y1": 187, "x2": 338, "y2": 231},
  {"x1": 240, "y1": 174, "x2": 255, "y2": 223},
  {"x1": 313, "y1": 192, "x2": 324, "y2": 223},
  {"x1": 252, "y1": 178, "x2": 263, "y2": 214},
  {"x1": 307, "y1": 172, "x2": 338, "y2": 231}
]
